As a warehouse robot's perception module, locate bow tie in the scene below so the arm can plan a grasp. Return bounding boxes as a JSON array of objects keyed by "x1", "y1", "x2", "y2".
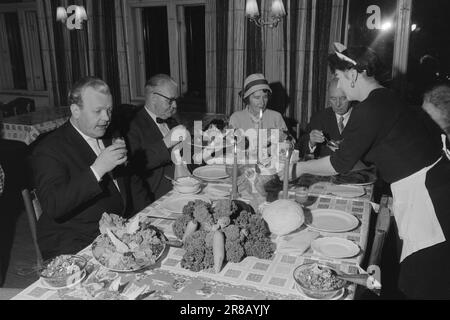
[
  {"x1": 157, "y1": 117, "x2": 176, "y2": 124},
  {"x1": 156, "y1": 117, "x2": 166, "y2": 124}
]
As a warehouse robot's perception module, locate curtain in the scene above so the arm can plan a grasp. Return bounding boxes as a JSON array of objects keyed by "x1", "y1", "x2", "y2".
[
  {"x1": 36, "y1": 0, "x2": 123, "y2": 107},
  {"x1": 211, "y1": 0, "x2": 344, "y2": 129}
]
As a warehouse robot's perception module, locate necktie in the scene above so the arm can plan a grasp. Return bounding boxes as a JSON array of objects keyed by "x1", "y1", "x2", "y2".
[{"x1": 338, "y1": 116, "x2": 345, "y2": 134}]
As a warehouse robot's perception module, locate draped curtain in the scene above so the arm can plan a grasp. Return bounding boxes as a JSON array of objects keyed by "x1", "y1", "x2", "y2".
[
  {"x1": 36, "y1": 0, "x2": 122, "y2": 107},
  {"x1": 210, "y1": 0, "x2": 345, "y2": 127}
]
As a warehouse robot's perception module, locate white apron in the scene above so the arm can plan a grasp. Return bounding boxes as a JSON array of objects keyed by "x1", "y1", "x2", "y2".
[{"x1": 390, "y1": 157, "x2": 446, "y2": 262}]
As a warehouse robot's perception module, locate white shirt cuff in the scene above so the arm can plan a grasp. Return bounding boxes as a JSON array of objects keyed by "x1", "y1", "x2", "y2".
[
  {"x1": 90, "y1": 166, "x2": 102, "y2": 182},
  {"x1": 308, "y1": 142, "x2": 316, "y2": 153}
]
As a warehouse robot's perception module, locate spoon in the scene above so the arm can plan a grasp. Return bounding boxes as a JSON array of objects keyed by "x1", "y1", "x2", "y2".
[{"x1": 164, "y1": 175, "x2": 181, "y2": 184}]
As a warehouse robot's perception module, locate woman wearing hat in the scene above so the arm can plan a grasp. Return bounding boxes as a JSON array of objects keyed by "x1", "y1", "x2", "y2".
[
  {"x1": 286, "y1": 45, "x2": 450, "y2": 299},
  {"x1": 229, "y1": 73, "x2": 287, "y2": 132}
]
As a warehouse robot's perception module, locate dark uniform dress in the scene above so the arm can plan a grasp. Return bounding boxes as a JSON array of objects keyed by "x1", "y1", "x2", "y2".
[{"x1": 330, "y1": 88, "x2": 450, "y2": 299}]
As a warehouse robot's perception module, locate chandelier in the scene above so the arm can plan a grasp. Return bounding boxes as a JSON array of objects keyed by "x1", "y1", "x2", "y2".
[{"x1": 245, "y1": 0, "x2": 286, "y2": 28}]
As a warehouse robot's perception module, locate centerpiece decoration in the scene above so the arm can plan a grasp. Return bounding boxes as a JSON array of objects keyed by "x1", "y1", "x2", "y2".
[{"x1": 172, "y1": 199, "x2": 276, "y2": 273}]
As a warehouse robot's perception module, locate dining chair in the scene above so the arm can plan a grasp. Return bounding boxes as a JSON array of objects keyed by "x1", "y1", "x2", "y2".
[{"x1": 21, "y1": 189, "x2": 43, "y2": 269}]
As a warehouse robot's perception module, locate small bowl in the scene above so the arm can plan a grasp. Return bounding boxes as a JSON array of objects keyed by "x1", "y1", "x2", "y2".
[
  {"x1": 293, "y1": 263, "x2": 347, "y2": 299},
  {"x1": 38, "y1": 254, "x2": 87, "y2": 288},
  {"x1": 173, "y1": 177, "x2": 201, "y2": 194}
]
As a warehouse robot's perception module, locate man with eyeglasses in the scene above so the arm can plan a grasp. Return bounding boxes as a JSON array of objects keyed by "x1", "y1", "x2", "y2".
[
  {"x1": 297, "y1": 78, "x2": 355, "y2": 158},
  {"x1": 127, "y1": 74, "x2": 189, "y2": 202}
]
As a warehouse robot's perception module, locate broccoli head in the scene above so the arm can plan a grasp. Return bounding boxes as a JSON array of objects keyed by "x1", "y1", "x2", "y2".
[
  {"x1": 172, "y1": 214, "x2": 192, "y2": 240},
  {"x1": 225, "y1": 240, "x2": 245, "y2": 263},
  {"x1": 244, "y1": 235, "x2": 275, "y2": 260},
  {"x1": 213, "y1": 199, "x2": 237, "y2": 220},
  {"x1": 223, "y1": 224, "x2": 240, "y2": 242}
]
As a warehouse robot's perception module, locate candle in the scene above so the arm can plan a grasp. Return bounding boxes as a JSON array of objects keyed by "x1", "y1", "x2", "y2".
[
  {"x1": 257, "y1": 108, "x2": 263, "y2": 163},
  {"x1": 282, "y1": 147, "x2": 290, "y2": 199},
  {"x1": 231, "y1": 137, "x2": 238, "y2": 200},
  {"x1": 245, "y1": 0, "x2": 259, "y2": 18},
  {"x1": 271, "y1": 0, "x2": 286, "y2": 17}
]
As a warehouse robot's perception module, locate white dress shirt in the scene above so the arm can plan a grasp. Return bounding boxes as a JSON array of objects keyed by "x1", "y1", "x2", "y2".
[
  {"x1": 144, "y1": 107, "x2": 170, "y2": 136},
  {"x1": 70, "y1": 120, "x2": 120, "y2": 191},
  {"x1": 334, "y1": 108, "x2": 352, "y2": 129}
]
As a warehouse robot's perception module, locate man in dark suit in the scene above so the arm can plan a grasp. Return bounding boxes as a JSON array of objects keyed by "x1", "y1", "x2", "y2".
[
  {"x1": 32, "y1": 77, "x2": 143, "y2": 260},
  {"x1": 298, "y1": 78, "x2": 354, "y2": 158},
  {"x1": 127, "y1": 74, "x2": 189, "y2": 202}
]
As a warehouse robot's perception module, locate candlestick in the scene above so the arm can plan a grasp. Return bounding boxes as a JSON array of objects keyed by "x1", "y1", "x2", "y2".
[
  {"x1": 282, "y1": 147, "x2": 291, "y2": 199},
  {"x1": 231, "y1": 136, "x2": 238, "y2": 200},
  {"x1": 257, "y1": 108, "x2": 263, "y2": 164}
]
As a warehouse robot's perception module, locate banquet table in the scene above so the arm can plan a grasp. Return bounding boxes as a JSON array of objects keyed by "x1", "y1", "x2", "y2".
[
  {"x1": 11, "y1": 172, "x2": 375, "y2": 301},
  {"x1": 1, "y1": 107, "x2": 70, "y2": 145}
]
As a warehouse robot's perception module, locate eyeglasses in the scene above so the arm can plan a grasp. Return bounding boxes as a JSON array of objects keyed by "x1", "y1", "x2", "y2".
[{"x1": 153, "y1": 91, "x2": 179, "y2": 106}]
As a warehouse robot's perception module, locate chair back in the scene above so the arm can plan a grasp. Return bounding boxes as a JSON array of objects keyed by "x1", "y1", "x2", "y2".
[
  {"x1": 366, "y1": 194, "x2": 393, "y2": 292},
  {"x1": 21, "y1": 189, "x2": 43, "y2": 268}
]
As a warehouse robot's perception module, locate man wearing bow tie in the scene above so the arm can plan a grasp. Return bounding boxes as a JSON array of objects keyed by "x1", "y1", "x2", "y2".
[
  {"x1": 298, "y1": 78, "x2": 354, "y2": 158},
  {"x1": 127, "y1": 74, "x2": 189, "y2": 202},
  {"x1": 32, "y1": 77, "x2": 143, "y2": 259}
]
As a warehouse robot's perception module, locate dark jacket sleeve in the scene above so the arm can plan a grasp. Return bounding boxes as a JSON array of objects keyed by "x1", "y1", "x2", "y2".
[
  {"x1": 32, "y1": 145, "x2": 103, "y2": 223},
  {"x1": 330, "y1": 103, "x2": 381, "y2": 173},
  {"x1": 127, "y1": 121, "x2": 172, "y2": 173},
  {"x1": 297, "y1": 113, "x2": 323, "y2": 158}
]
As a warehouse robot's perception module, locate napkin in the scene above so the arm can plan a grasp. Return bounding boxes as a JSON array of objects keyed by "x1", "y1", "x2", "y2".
[{"x1": 276, "y1": 230, "x2": 320, "y2": 256}]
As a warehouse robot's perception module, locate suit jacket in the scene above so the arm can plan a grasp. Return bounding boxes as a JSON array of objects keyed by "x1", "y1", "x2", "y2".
[
  {"x1": 32, "y1": 121, "x2": 135, "y2": 259},
  {"x1": 127, "y1": 108, "x2": 176, "y2": 202},
  {"x1": 297, "y1": 107, "x2": 345, "y2": 158}
]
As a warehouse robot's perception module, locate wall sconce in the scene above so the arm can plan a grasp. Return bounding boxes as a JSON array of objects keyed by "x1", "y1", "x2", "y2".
[{"x1": 245, "y1": 0, "x2": 286, "y2": 28}]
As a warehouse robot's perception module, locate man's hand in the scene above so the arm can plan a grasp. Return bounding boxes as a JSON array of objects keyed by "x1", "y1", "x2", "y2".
[
  {"x1": 309, "y1": 129, "x2": 325, "y2": 148},
  {"x1": 91, "y1": 143, "x2": 127, "y2": 178},
  {"x1": 163, "y1": 125, "x2": 189, "y2": 148}
]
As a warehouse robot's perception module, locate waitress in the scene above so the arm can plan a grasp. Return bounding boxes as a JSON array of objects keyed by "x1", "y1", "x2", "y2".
[{"x1": 287, "y1": 45, "x2": 450, "y2": 299}]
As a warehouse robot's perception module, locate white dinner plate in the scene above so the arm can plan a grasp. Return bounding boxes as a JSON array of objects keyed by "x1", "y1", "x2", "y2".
[
  {"x1": 193, "y1": 165, "x2": 229, "y2": 181},
  {"x1": 327, "y1": 185, "x2": 366, "y2": 198},
  {"x1": 39, "y1": 270, "x2": 87, "y2": 290},
  {"x1": 306, "y1": 209, "x2": 359, "y2": 233},
  {"x1": 161, "y1": 195, "x2": 211, "y2": 213},
  {"x1": 311, "y1": 237, "x2": 360, "y2": 259},
  {"x1": 204, "y1": 184, "x2": 231, "y2": 197}
]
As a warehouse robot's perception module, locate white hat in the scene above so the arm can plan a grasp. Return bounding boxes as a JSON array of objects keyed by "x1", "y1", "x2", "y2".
[{"x1": 240, "y1": 73, "x2": 272, "y2": 99}]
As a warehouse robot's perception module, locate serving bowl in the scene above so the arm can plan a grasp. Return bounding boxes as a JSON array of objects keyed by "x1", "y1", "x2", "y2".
[
  {"x1": 293, "y1": 263, "x2": 347, "y2": 299},
  {"x1": 38, "y1": 254, "x2": 87, "y2": 288}
]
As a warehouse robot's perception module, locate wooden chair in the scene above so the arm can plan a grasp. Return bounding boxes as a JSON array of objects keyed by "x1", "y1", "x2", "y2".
[
  {"x1": 362, "y1": 195, "x2": 393, "y2": 297},
  {"x1": 21, "y1": 189, "x2": 43, "y2": 269}
]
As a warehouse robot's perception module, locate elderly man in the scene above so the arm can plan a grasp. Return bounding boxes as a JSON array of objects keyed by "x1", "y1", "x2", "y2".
[
  {"x1": 127, "y1": 74, "x2": 189, "y2": 202},
  {"x1": 298, "y1": 78, "x2": 354, "y2": 158},
  {"x1": 32, "y1": 77, "x2": 140, "y2": 259}
]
